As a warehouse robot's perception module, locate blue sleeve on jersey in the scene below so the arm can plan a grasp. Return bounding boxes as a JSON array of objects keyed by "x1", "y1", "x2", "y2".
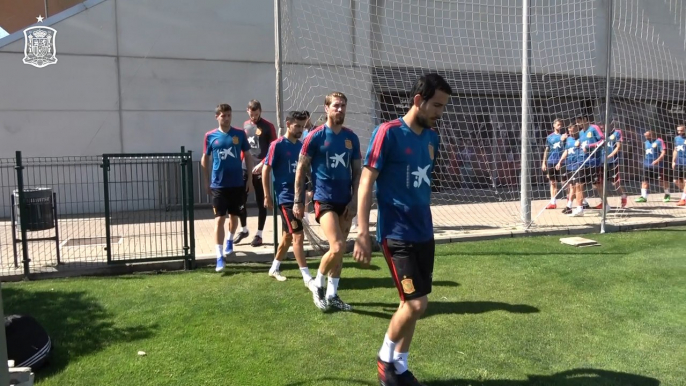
[
  {"x1": 364, "y1": 125, "x2": 391, "y2": 171},
  {"x1": 302, "y1": 130, "x2": 321, "y2": 158},
  {"x1": 204, "y1": 133, "x2": 212, "y2": 156}
]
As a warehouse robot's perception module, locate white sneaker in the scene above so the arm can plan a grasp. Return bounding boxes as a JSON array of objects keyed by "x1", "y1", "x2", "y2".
[
  {"x1": 569, "y1": 208, "x2": 584, "y2": 217},
  {"x1": 269, "y1": 270, "x2": 287, "y2": 282}
]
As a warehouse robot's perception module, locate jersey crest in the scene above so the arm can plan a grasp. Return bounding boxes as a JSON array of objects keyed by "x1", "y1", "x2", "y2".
[
  {"x1": 255, "y1": 128, "x2": 262, "y2": 136},
  {"x1": 401, "y1": 277, "x2": 415, "y2": 294},
  {"x1": 232, "y1": 136, "x2": 239, "y2": 145},
  {"x1": 345, "y1": 139, "x2": 353, "y2": 149}
]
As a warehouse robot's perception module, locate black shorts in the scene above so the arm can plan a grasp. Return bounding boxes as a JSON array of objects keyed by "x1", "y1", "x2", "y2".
[
  {"x1": 674, "y1": 165, "x2": 686, "y2": 180},
  {"x1": 642, "y1": 167, "x2": 664, "y2": 182},
  {"x1": 211, "y1": 187, "x2": 245, "y2": 217},
  {"x1": 546, "y1": 165, "x2": 566, "y2": 182},
  {"x1": 279, "y1": 204, "x2": 303, "y2": 234},
  {"x1": 313, "y1": 200, "x2": 347, "y2": 224},
  {"x1": 568, "y1": 167, "x2": 594, "y2": 185},
  {"x1": 607, "y1": 163, "x2": 621, "y2": 184},
  {"x1": 381, "y1": 238, "x2": 435, "y2": 301}
]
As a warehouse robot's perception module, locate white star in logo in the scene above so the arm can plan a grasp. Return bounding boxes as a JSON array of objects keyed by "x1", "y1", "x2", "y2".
[
  {"x1": 677, "y1": 145, "x2": 685, "y2": 152},
  {"x1": 36, "y1": 15, "x2": 44, "y2": 23},
  {"x1": 553, "y1": 142, "x2": 561, "y2": 149},
  {"x1": 646, "y1": 149, "x2": 653, "y2": 155},
  {"x1": 411, "y1": 165, "x2": 431, "y2": 188},
  {"x1": 248, "y1": 136, "x2": 257, "y2": 147},
  {"x1": 330, "y1": 153, "x2": 346, "y2": 168},
  {"x1": 219, "y1": 148, "x2": 235, "y2": 160}
]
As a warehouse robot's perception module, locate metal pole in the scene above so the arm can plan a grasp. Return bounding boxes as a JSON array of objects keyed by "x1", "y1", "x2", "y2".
[
  {"x1": 519, "y1": 0, "x2": 531, "y2": 227},
  {"x1": 0, "y1": 284, "x2": 10, "y2": 386},
  {"x1": 15, "y1": 151, "x2": 31, "y2": 277},
  {"x1": 600, "y1": 0, "x2": 614, "y2": 233},
  {"x1": 273, "y1": 0, "x2": 284, "y2": 256}
]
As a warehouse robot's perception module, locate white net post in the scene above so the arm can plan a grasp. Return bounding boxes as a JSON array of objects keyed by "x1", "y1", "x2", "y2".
[{"x1": 520, "y1": 0, "x2": 532, "y2": 227}]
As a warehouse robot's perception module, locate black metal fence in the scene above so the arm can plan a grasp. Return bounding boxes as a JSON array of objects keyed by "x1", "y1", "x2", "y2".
[{"x1": 0, "y1": 149, "x2": 195, "y2": 279}]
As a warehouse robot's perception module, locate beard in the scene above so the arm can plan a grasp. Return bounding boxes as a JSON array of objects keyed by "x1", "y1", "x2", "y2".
[
  {"x1": 329, "y1": 113, "x2": 345, "y2": 126},
  {"x1": 416, "y1": 114, "x2": 435, "y2": 128}
]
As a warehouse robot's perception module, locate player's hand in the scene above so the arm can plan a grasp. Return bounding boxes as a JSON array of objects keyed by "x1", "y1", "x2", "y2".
[
  {"x1": 264, "y1": 195, "x2": 273, "y2": 210},
  {"x1": 652, "y1": 160, "x2": 659, "y2": 166},
  {"x1": 205, "y1": 184, "x2": 212, "y2": 196},
  {"x1": 353, "y1": 232, "x2": 372, "y2": 267},
  {"x1": 246, "y1": 181, "x2": 254, "y2": 193},
  {"x1": 542, "y1": 164, "x2": 547, "y2": 172},
  {"x1": 293, "y1": 203, "x2": 304, "y2": 220},
  {"x1": 555, "y1": 163, "x2": 561, "y2": 171},
  {"x1": 561, "y1": 134, "x2": 568, "y2": 141},
  {"x1": 672, "y1": 162, "x2": 676, "y2": 169},
  {"x1": 252, "y1": 163, "x2": 263, "y2": 175},
  {"x1": 343, "y1": 202, "x2": 357, "y2": 221}
]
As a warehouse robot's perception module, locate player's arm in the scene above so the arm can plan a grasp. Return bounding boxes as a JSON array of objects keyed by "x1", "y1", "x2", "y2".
[
  {"x1": 556, "y1": 149, "x2": 568, "y2": 169},
  {"x1": 262, "y1": 143, "x2": 276, "y2": 209},
  {"x1": 672, "y1": 147, "x2": 677, "y2": 169},
  {"x1": 608, "y1": 141, "x2": 621, "y2": 159},
  {"x1": 347, "y1": 136, "x2": 363, "y2": 217},
  {"x1": 201, "y1": 133, "x2": 212, "y2": 195},
  {"x1": 293, "y1": 154, "x2": 311, "y2": 219},
  {"x1": 541, "y1": 145, "x2": 549, "y2": 170},
  {"x1": 655, "y1": 139, "x2": 666, "y2": 164},
  {"x1": 356, "y1": 166, "x2": 379, "y2": 237}
]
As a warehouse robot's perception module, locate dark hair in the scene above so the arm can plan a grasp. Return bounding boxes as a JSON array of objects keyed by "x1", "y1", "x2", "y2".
[
  {"x1": 325, "y1": 92, "x2": 347, "y2": 107},
  {"x1": 410, "y1": 73, "x2": 453, "y2": 103},
  {"x1": 286, "y1": 110, "x2": 308, "y2": 123},
  {"x1": 302, "y1": 110, "x2": 311, "y2": 118},
  {"x1": 215, "y1": 103, "x2": 232, "y2": 115},
  {"x1": 248, "y1": 99, "x2": 262, "y2": 110},
  {"x1": 553, "y1": 118, "x2": 563, "y2": 126}
]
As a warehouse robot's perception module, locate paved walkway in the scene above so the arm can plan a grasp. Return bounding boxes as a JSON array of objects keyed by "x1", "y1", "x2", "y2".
[{"x1": 1, "y1": 196, "x2": 684, "y2": 278}]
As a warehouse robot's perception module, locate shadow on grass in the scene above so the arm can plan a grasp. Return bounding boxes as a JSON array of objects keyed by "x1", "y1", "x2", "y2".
[
  {"x1": 284, "y1": 368, "x2": 659, "y2": 386},
  {"x1": 2, "y1": 287, "x2": 157, "y2": 380},
  {"x1": 347, "y1": 301, "x2": 537, "y2": 320}
]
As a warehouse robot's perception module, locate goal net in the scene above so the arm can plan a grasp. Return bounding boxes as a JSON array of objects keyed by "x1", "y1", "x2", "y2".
[{"x1": 278, "y1": 0, "x2": 686, "y2": 242}]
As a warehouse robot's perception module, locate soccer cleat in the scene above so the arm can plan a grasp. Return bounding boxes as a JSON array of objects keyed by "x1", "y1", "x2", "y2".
[
  {"x1": 569, "y1": 209, "x2": 584, "y2": 217},
  {"x1": 233, "y1": 230, "x2": 249, "y2": 244},
  {"x1": 663, "y1": 194, "x2": 671, "y2": 203},
  {"x1": 621, "y1": 196, "x2": 628, "y2": 208},
  {"x1": 561, "y1": 207, "x2": 572, "y2": 214},
  {"x1": 250, "y1": 235, "x2": 263, "y2": 247},
  {"x1": 327, "y1": 295, "x2": 353, "y2": 311},
  {"x1": 545, "y1": 203, "x2": 557, "y2": 209},
  {"x1": 397, "y1": 370, "x2": 426, "y2": 386},
  {"x1": 308, "y1": 280, "x2": 329, "y2": 311},
  {"x1": 635, "y1": 196, "x2": 647, "y2": 203},
  {"x1": 269, "y1": 270, "x2": 287, "y2": 282},
  {"x1": 677, "y1": 199, "x2": 686, "y2": 206},
  {"x1": 215, "y1": 257, "x2": 225, "y2": 272},
  {"x1": 583, "y1": 202, "x2": 590, "y2": 209},
  {"x1": 224, "y1": 240, "x2": 234, "y2": 256},
  {"x1": 377, "y1": 357, "x2": 399, "y2": 386}
]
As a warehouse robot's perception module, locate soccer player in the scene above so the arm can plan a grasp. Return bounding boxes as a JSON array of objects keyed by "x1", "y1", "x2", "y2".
[
  {"x1": 353, "y1": 73, "x2": 452, "y2": 386},
  {"x1": 234, "y1": 100, "x2": 278, "y2": 247},
  {"x1": 603, "y1": 120, "x2": 628, "y2": 208},
  {"x1": 556, "y1": 124, "x2": 588, "y2": 217},
  {"x1": 635, "y1": 129, "x2": 669, "y2": 203},
  {"x1": 262, "y1": 111, "x2": 314, "y2": 284},
  {"x1": 576, "y1": 114, "x2": 606, "y2": 208},
  {"x1": 293, "y1": 91, "x2": 362, "y2": 312},
  {"x1": 542, "y1": 118, "x2": 567, "y2": 209},
  {"x1": 202, "y1": 104, "x2": 254, "y2": 272},
  {"x1": 672, "y1": 124, "x2": 686, "y2": 206}
]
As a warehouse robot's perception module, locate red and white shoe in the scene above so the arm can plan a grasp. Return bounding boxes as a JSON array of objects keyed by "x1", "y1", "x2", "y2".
[
  {"x1": 677, "y1": 199, "x2": 686, "y2": 207},
  {"x1": 593, "y1": 203, "x2": 603, "y2": 209},
  {"x1": 545, "y1": 203, "x2": 557, "y2": 209},
  {"x1": 621, "y1": 196, "x2": 627, "y2": 208}
]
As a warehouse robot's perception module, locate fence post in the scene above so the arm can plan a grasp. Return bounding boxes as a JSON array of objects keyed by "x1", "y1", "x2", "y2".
[
  {"x1": 101, "y1": 155, "x2": 113, "y2": 264},
  {"x1": 180, "y1": 146, "x2": 190, "y2": 270},
  {"x1": 186, "y1": 150, "x2": 196, "y2": 268},
  {"x1": 519, "y1": 0, "x2": 532, "y2": 227},
  {"x1": 0, "y1": 284, "x2": 10, "y2": 386},
  {"x1": 14, "y1": 151, "x2": 31, "y2": 277},
  {"x1": 600, "y1": 0, "x2": 614, "y2": 233}
]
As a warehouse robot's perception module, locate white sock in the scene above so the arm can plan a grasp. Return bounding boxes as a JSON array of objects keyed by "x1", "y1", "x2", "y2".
[
  {"x1": 227, "y1": 233, "x2": 235, "y2": 243},
  {"x1": 393, "y1": 352, "x2": 409, "y2": 375},
  {"x1": 326, "y1": 277, "x2": 339, "y2": 299},
  {"x1": 641, "y1": 188, "x2": 648, "y2": 198},
  {"x1": 665, "y1": 189, "x2": 670, "y2": 194},
  {"x1": 270, "y1": 260, "x2": 280, "y2": 273},
  {"x1": 621, "y1": 193, "x2": 627, "y2": 198},
  {"x1": 300, "y1": 267, "x2": 312, "y2": 281},
  {"x1": 576, "y1": 206, "x2": 583, "y2": 212},
  {"x1": 682, "y1": 192, "x2": 686, "y2": 200},
  {"x1": 582, "y1": 198, "x2": 588, "y2": 205},
  {"x1": 315, "y1": 271, "x2": 326, "y2": 288},
  {"x1": 216, "y1": 245, "x2": 223, "y2": 258},
  {"x1": 566, "y1": 200, "x2": 572, "y2": 208},
  {"x1": 241, "y1": 227, "x2": 248, "y2": 233},
  {"x1": 551, "y1": 198, "x2": 557, "y2": 204},
  {"x1": 378, "y1": 334, "x2": 396, "y2": 363},
  {"x1": 256, "y1": 230, "x2": 263, "y2": 237}
]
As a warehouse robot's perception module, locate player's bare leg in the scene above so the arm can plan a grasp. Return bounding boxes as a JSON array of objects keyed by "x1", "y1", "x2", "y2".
[
  {"x1": 637, "y1": 180, "x2": 649, "y2": 202},
  {"x1": 662, "y1": 179, "x2": 671, "y2": 202},
  {"x1": 269, "y1": 231, "x2": 291, "y2": 281},
  {"x1": 214, "y1": 215, "x2": 227, "y2": 272},
  {"x1": 593, "y1": 181, "x2": 609, "y2": 209},
  {"x1": 291, "y1": 232, "x2": 313, "y2": 284},
  {"x1": 677, "y1": 178, "x2": 686, "y2": 206},
  {"x1": 310, "y1": 211, "x2": 350, "y2": 311},
  {"x1": 570, "y1": 182, "x2": 584, "y2": 216}
]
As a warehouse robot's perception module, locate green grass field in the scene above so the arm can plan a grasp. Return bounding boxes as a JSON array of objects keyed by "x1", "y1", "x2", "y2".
[{"x1": 3, "y1": 229, "x2": 685, "y2": 386}]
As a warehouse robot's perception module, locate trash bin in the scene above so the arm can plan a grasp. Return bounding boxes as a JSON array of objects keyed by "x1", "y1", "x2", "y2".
[{"x1": 13, "y1": 187, "x2": 54, "y2": 231}]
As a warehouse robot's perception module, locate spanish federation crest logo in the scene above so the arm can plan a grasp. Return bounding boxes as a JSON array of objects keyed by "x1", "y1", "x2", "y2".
[{"x1": 23, "y1": 26, "x2": 58, "y2": 68}]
